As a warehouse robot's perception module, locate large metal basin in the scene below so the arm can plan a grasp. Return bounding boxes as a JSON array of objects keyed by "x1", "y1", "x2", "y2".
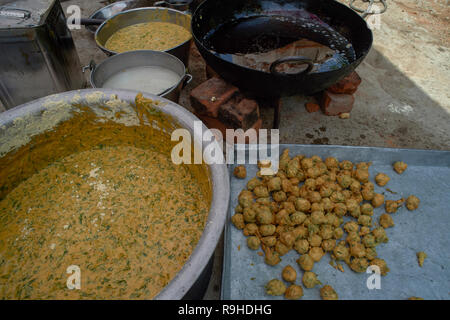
[{"x1": 0, "y1": 89, "x2": 230, "y2": 299}]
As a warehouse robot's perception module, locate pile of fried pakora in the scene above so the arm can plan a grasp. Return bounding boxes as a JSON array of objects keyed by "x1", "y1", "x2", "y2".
[{"x1": 232, "y1": 150, "x2": 420, "y2": 300}]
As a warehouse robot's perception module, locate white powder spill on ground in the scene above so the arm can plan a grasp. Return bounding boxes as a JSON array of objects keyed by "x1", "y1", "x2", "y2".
[{"x1": 387, "y1": 103, "x2": 414, "y2": 114}]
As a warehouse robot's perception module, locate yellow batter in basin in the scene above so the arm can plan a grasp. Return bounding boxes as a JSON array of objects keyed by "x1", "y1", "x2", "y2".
[{"x1": 105, "y1": 22, "x2": 192, "y2": 52}]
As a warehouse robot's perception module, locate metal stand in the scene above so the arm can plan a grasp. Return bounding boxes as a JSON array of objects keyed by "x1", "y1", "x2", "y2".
[
  {"x1": 256, "y1": 97, "x2": 282, "y2": 129},
  {"x1": 273, "y1": 98, "x2": 282, "y2": 129}
]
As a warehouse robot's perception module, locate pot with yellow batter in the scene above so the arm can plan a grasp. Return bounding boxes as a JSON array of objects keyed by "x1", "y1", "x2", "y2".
[{"x1": 95, "y1": 7, "x2": 192, "y2": 66}]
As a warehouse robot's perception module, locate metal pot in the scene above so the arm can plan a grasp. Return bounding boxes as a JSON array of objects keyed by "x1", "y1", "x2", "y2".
[
  {"x1": 84, "y1": 50, "x2": 192, "y2": 103},
  {"x1": 94, "y1": 7, "x2": 192, "y2": 67},
  {"x1": 0, "y1": 89, "x2": 230, "y2": 300}
]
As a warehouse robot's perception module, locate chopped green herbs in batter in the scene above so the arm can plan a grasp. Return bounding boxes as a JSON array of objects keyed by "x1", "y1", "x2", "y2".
[{"x1": 0, "y1": 145, "x2": 209, "y2": 299}]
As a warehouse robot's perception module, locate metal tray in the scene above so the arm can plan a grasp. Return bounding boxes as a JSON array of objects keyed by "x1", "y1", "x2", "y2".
[{"x1": 221, "y1": 144, "x2": 450, "y2": 300}]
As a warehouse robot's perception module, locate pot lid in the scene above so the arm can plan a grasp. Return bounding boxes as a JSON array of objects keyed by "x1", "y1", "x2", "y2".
[{"x1": 0, "y1": 0, "x2": 55, "y2": 29}]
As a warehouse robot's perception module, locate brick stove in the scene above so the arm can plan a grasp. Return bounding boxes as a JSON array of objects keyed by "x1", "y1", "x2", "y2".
[
  {"x1": 318, "y1": 72, "x2": 362, "y2": 116},
  {"x1": 190, "y1": 65, "x2": 362, "y2": 133}
]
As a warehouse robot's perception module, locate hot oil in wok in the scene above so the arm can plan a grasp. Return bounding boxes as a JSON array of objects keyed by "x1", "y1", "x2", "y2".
[{"x1": 204, "y1": 15, "x2": 356, "y2": 74}]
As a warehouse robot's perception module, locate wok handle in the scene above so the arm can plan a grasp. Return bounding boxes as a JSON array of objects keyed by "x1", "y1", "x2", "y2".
[
  {"x1": 154, "y1": 1, "x2": 192, "y2": 12},
  {"x1": 349, "y1": 0, "x2": 387, "y2": 19},
  {"x1": 82, "y1": 60, "x2": 96, "y2": 73},
  {"x1": 154, "y1": 1, "x2": 168, "y2": 6},
  {"x1": 269, "y1": 56, "x2": 314, "y2": 76},
  {"x1": 80, "y1": 18, "x2": 105, "y2": 26},
  {"x1": 182, "y1": 74, "x2": 193, "y2": 88}
]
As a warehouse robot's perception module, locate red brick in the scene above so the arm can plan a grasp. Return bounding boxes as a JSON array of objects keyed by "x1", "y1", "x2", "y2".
[
  {"x1": 305, "y1": 102, "x2": 320, "y2": 113},
  {"x1": 320, "y1": 90, "x2": 355, "y2": 116},
  {"x1": 328, "y1": 71, "x2": 362, "y2": 95},
  {"x1": 190, "y1": 77, "x2": 238, "y2": 118},
  {"x1": 218, "y1": 94, "x2": 260, "y2": 131},
  {"x1": 195, "y1": 113, "x2": 262, "y2": 144}
]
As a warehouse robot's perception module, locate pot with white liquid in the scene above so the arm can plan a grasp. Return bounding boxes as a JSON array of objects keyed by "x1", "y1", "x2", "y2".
[{"x1": 85, "y1": 50, "x2": 192, "y2": 102}]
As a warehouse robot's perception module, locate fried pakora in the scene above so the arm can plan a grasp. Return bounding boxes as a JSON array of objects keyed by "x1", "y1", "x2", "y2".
[
  {"x1": 233, "y1": 165, "x2": 247, "y2": 179},
  {"x1": 393, "y1": 161, "x2": 407, "y2": 174},
  {"x1": 265, "y1": 279, "x2": 286, "y2": 296},
  {"x1": 285, "y1": 284, "x2": 304, "y2": 300},
  {"x1": 379, "y1": 213, "x2": 394, "y2": 228},
  {"x1": 302, "y1": 271, "x2": 321, "y2": 288},
  {"x1": 320, "y1": 285, "x2": 338, "y2": 300},
  {"x1": 282, "y1": 265, "x2": 297, "y2": 283},
  {"x1": 375, "y1": 173, "x2": 390, "y2": 186},
  {"x1": 297, "y1": 254, "x2": 314, "y2": 271},
  {"x1": 417, "y1": 251, "x2": 427, "y2": 267},
  {"x1": 247, "y1": 236, "x2": 261, "y2": 250},
  {"x1": 406, "y1": 195, "x2": 420, "y2": 211}
]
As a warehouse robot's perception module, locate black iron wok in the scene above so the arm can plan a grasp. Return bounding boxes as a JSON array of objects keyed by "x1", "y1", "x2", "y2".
[{"x1": 191, "y1": 0, "x2": 373, "y2": 98}]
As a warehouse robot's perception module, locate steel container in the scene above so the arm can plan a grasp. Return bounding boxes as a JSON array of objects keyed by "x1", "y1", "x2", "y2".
[
  {"x1": 94, "y1": 7, "x2": 192, "y2": 67},
  {"x1": 86, "y1": 50, "x2": 192, "y2": 103},
  {"x1": 0, "y1": 88, "x2": 230, "y2": 299},
  {"x1": 0, "y1": 0, "x2": 84, "y2": 109}
]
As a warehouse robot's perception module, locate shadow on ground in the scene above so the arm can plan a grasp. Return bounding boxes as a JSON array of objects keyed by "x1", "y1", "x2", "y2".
[{"x1": 258, "y1": 47, "x2": 450, "y2": 150}]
